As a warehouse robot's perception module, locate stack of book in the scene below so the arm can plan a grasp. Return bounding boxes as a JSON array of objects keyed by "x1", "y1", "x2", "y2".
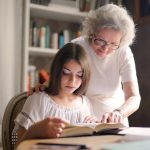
[{"x1": 30, "y1": 22, "x2": 79, "y2": 49}]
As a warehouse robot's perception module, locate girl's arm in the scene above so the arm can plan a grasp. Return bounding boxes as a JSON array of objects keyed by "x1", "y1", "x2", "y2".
[{"x1": 17, "y1": 117, "x2": 69, "y2": 145}]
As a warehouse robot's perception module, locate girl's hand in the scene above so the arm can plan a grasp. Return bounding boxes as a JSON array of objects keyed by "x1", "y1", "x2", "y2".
[
  {"x1": 83, "y1": 115, "x2": 100, "y2": 123},
  {"x1": 31, "y1": 117, "x2": 70, "y2": 138},
  {"x1": 100, "y1": 111, "x2": 124, "y2": 124}
]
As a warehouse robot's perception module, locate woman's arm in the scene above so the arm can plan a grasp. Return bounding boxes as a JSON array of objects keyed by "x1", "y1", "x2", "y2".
[
  {"x1": 101, "y1": 81, "x2": 141, "y2": 124},
  {"x1": 28, "y1": 81, "x2": 49, "y2": 95},
  {"x1": 118, "y1": 81, "x2": 141, "y2": 117}
]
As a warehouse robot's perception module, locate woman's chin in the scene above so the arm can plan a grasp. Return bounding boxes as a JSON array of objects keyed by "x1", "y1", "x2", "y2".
[{"x1": 96, "y1": 52, "x2": 107, "y2": 58}]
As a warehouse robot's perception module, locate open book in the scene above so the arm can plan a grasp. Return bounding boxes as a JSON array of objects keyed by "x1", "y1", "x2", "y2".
[{"x1": 60, "y1": 123, "x2": 125, "y2": 137}]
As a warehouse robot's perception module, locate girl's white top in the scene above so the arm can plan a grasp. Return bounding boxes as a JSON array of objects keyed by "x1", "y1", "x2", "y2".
[{"x1": 14, "y1": 92, "x2": 91, "y2": 130}]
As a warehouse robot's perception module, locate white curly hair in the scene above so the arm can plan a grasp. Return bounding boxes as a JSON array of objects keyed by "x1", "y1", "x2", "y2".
[{"x1": 81, "y1": 3, "x2": 136, "y2": 48}]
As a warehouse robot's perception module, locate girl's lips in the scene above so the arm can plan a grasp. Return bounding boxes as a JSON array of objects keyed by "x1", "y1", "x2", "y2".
[{"x1": 66, "y1": 86, "x2": 75, "y2": 89}]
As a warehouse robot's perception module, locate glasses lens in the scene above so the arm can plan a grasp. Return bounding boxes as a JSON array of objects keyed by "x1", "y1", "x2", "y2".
[
  {"x1": 93, "y1": 38, "x2": 119, "y2": 50},
  {"x1": 94, "y1": 39, "x2": 105, "y2": 46},
  {"x1": 111, "y1": 44, "x2": 119, "y2": 50}
]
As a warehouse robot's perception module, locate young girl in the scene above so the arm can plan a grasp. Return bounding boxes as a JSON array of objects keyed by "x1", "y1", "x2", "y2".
[{"x1": 14, "y1": 43, "x2": 97, "y2": 144}]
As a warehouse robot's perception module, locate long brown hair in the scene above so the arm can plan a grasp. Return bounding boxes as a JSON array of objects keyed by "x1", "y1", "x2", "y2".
[{"x1": 45, "y1": 43, "x2": 91, "y2": 95}]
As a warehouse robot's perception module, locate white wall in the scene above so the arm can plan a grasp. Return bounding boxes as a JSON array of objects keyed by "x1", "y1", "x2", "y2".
[{"x1": 0, "y1": 0, "x2": 23, "y2": 124}]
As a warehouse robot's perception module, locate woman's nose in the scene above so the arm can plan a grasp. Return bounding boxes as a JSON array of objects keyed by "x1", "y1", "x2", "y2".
[{"x1": 101, "y1": 45, "x2": 109, "y2": 51}]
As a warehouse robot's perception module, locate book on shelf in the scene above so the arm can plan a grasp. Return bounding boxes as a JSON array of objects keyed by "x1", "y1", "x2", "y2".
[
  {"x1": 32, "y1": 22, "x2": 39, "y2": 47},
  {"x1": 60, "y1": 122, "x2": 125, "y2": 138},
  {"x1": 59, "y1": 32, "x2": 64, "y2": 48},
  {"x1": 30, "y1": 22, "x2": 81, "y2": 49},
  {"x1": 39, "y1": 26, "x2": 46, "y2": 48},
  {"x1": 51, "y1": 32, "x2": 58, "y2": 49},
  {"x1": 64, "y1": 29, "x2": 70, "y2": 44},
  {"x1": 28, "y1": 65, "x2": 37, "y2": 91},
  {"x1": 45, "y1": 24, "x2": 51, "y2": 48},
  {"x1": 50, "y1": 0, "x2": 76, "y2": 7},
  {"x1": 31, "y1": 0, "x2": 51, "y2": 6}
]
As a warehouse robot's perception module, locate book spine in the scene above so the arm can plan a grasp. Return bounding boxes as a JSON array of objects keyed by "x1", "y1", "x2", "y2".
[
  {"x1": 59, "y1": 32, "x2": 64, "y2": 48},
  {"x1": 32, "y1": 22, "x2": 38, "y2": 47},
  {"x1": 99, "y1": 0, "x2": 110, "y2": 6},
  {"x1": 45, "y1": 24, "x2": 51, "y2": 48},
  {"x1": 28, "y1": 65, "x2": 36, "y2": 90},
  {"x1": 90, "y1": 0, "x2": 97, "y2": 10},
  {"x1": 64, "y1": 29, "x2": 70, "y2": 44},
  {"x1": 40, "y1": 26, "x2": 46, "y2": 48},
  {"x1": 76, "y1": 0, "x2": 86, "y2": 11},
  {"x1": 52, "y1": 32, "x2": 58, "y2": 49}
]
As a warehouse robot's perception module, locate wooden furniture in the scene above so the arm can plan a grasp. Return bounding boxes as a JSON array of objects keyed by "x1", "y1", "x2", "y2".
[
  {"x1": 2, "y1": 92, "x2": 28, "y2": 150},
  {"x1": 17, "y1": 135, "x2": 123, "y2": 150},
  {"x1": 22, "y1": 0, "x2": 87, "y2": 91}
]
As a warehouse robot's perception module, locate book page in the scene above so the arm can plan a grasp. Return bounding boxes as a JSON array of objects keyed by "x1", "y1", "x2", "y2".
[
  {"x1": 60, "y1": 126, "x2": 93, "y2": 137},
  {"x1": 95, "y1": 123, "x2": 125, "y2": 133},
  {"x1": 61, "y1": 123, "x2": 125, "y2": 137}
]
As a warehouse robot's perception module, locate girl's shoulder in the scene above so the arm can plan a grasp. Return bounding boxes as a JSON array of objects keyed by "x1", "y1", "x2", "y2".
[{"x1": 26, "y1": 92, "x2": 49, "y2": 105}]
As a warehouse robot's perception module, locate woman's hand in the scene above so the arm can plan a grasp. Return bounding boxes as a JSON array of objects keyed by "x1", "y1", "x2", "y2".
[
  {"x1": 83, "y1": 115, "x2": 100, "y2": 123},
  {"x1": 29, "y1": 117, "x2": 69, "y2": 138},
  {"x1": 100, "y1": 110, "x2": 124, "y2": 124},
  {"x1": 28, "y1": 83, "x2": 46, "y2": 96}
]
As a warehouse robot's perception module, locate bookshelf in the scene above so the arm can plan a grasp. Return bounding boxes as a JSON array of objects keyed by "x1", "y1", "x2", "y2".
[
  {"x1": 22, "y1": 0, "x2": 149, "y2": 91},
  {"x1": 22, "y1": 0, "x2": 87, "y2": 91}
]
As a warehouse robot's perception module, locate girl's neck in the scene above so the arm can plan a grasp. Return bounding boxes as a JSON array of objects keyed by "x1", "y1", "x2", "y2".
[{"x1": 50, "y1": 93, "x2": 82, "y2": 108}]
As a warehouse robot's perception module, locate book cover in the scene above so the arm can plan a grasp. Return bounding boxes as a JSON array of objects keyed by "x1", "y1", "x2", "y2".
[{"x1": 60, "y1": 123, "x2": 125, "y2": 138}]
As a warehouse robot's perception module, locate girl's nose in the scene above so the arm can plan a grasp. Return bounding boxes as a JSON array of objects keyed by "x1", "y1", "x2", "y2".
[{"x1": 70, "y1": 75, "x2": 76, "y2": 83}]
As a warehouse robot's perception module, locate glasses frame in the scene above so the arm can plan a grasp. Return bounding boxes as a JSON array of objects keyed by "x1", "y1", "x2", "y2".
[{"x1": 91, "y1": 34, "x2": 120, "y2": 50}]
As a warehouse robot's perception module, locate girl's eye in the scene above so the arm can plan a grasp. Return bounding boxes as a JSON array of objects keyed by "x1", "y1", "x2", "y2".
[
  {"x1": 62, "y1": 69, "x2": 70, "y2": 75},
  {"x1": 77, "y1": 72, "x2": 83, "y2": 78}
]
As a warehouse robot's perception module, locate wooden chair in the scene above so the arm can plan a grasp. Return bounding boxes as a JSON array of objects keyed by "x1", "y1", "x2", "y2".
[{"x1": 2, "y1": 92, "x2": 28, "y2": 150}]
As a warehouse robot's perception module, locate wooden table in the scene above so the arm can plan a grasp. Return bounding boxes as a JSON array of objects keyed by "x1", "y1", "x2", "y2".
[{"x1": 17, "y1": 135, "x2": 123, "y2": 150}]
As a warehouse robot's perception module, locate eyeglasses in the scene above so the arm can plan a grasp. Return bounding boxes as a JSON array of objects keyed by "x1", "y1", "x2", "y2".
[{"x1": 92, "y1": 35, "x2": 120, "y2": 50}]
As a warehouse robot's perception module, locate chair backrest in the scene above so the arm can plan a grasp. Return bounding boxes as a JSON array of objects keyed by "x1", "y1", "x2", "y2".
[{"x1": 2, "y1": 92, "x2": 28, "y2": 150}]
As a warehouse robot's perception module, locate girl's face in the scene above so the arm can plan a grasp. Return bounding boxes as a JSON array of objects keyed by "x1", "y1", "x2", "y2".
[
  {"x1": 91, "y1": 28, "x2": 122, "y2": 58},
  {"x1": 60, "y1": 59, "x2": 83, "y2": 95}
]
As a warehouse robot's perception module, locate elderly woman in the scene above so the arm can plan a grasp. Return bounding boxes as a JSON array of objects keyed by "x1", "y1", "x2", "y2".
[
  {"x1": 71, "y1": 4, "x2": 141, "y2": 126},
  {"x1": 31, "y1": 4, "x2": 141, "y2": 126}
]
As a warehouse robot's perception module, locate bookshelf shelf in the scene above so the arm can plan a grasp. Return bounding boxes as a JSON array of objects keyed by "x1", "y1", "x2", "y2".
[
  {"x1": 22, "y1": 0, "x2": 87, "y2": 91},
  {"x1": 29, "y1": 47, "x2": 58, "y2": 56},
  {"x1": 30, "y1": 3, "x2": 87, "y2": 23}
]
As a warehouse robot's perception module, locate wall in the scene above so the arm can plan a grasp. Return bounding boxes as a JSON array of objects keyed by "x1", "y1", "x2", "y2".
[
  {"x1": 129, "y1": 22, "x2": 150, "y2": 127},
  {"x1": 0, "y1": 0, "x2": 23, "y2": 124}
]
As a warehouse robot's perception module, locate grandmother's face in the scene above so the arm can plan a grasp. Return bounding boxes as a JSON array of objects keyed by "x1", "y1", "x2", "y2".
[{"x1": 91, "y1": 28, "x2": 122, "y2": 58}]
